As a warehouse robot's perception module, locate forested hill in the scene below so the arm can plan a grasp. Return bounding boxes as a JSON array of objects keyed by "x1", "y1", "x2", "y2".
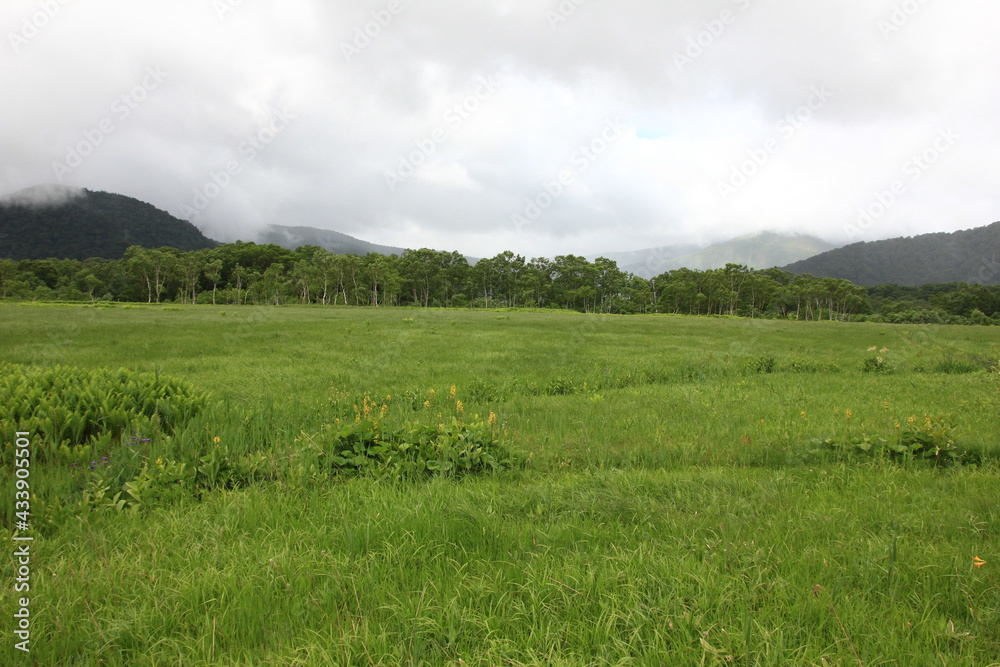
[
  {"x1": 782, "y1": 222, "x2": 1000, "y2": 286},
  {"x1": 0, "y1": 186, "x2": 218, "y2": 260}
]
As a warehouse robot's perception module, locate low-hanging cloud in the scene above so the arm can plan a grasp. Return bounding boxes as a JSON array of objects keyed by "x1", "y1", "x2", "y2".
[{"x1": 1, "y1": 183, "x2": 84, "y2": 208}]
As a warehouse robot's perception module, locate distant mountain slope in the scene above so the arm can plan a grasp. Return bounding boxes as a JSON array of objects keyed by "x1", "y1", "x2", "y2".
[
  {"x1": 594, "y1": 243, "x2": 700, "y2": 278},
  {"x1": 782, "y1": 222, "x2": 1000, "y2": 286},
  {"x1": 0, "y1": 185, "x2": 218, "y2": 260},
  {"x1": 667, "y1": 232, "x2": 837, "y2": 272},
  {"x1": 259, "y1": 224, "x2": 406, "y2": 256},
  {"x1": 600, "y1": 232, "x2": 836, "y2": 278}
]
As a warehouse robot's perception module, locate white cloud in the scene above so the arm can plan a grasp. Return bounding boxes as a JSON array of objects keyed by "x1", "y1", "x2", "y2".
[{"x1": 1, "y1": 0, "x2": 998, "y2": 258}]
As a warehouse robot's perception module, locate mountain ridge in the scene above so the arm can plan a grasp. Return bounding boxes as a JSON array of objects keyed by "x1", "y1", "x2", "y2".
[
  {"x1": 597, "y1": 231, "x2": 838, "y2": 277},
  {"x1": 0, "y1": 185, "x2": 218, "y2": 260},
  {"x1": 257, "y1": 224, "x2": 406, "y2": 257},
  {"x1": 782, "y1": 222, "x2": 1000, "y2": 286}
]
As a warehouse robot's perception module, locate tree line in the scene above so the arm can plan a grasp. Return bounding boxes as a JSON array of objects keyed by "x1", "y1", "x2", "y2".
[{"x1": 1, "y1": 242, "x2": 998, "y2": 324}]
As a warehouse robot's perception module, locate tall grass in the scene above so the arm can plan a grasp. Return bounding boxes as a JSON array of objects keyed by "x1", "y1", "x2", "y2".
[{"x1": 1, "y1": 303, "x2": 998, "y2": 664}]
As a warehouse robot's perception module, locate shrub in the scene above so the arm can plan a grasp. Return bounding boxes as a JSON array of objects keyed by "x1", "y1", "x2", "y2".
[
  {"x1": 545, "y1": 377, "x2": 576, "y2": 396},
  {"x1": 123, "y1": 457, "x2": 196, "y2": 506},
  {"x1": 746, "y1": 355, "x2": 776, "y2": 374},
  {"x1": 16, "y1": 371, "x2": 517, "y2": 533},
  {"x1": 889, "y1": 415, "x2": 979, "y2": 467},
  {"x1": 933, "y1": 357, "x2": 981, "y2": 374},
  {"x1": 810, "y1": 435, "x2": 889, "y2": 462},
  {"x1": 0, "y1": 363, "x2": 210, "y2": 464},
  {"x1": 466, "y1": 378, "x2": 507, "y2": 403},
  {"x1": 301, "y1": 415, "x2": 517, "y2": 479},
  {"x1": 861, "y1": 356, "x2": 894, "y2": 374},
  {"x1": 810, "y1": 415, "x2": 980, "y2": 467}
]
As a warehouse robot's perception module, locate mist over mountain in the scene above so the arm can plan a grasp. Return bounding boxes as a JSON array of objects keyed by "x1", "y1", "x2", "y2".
[
  {"x1": 3, "y1": 184, "x2": 86, "y2": 208},
  {"x1": 598, "y1": 232, "x2": 837, "y2": 278},
  {"x1": 258, "y1": 225, "x2": 405, "y2": 257}
]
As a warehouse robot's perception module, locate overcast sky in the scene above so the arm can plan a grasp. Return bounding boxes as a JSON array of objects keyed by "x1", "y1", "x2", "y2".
[{"x1": 2, "y1": 1, "x2": 998, "y2": 258}]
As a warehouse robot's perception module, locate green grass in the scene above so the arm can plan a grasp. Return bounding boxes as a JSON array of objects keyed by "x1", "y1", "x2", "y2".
[{"x1": 2, "y1": 302, "x2": 999, "y2": 665}]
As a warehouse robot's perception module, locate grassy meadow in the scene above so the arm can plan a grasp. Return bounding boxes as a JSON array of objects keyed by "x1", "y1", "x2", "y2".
[{"x1": 2, "y1": 302, "x2": 999, "y2": 665}]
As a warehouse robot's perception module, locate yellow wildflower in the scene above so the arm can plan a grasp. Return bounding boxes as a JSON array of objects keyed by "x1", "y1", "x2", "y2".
[
  {"x1": 488, "y1": 412, "x2": 497, "y2": 427},
  {"x1": 213, "y1": 436, "x2": 221, "y2": 444},
  {"x1": 845, "y1": 410, "x2": 853, "y2": 419},
  {"x1": 456, "y1": 400, "x2": 464, "y2": 413}
]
